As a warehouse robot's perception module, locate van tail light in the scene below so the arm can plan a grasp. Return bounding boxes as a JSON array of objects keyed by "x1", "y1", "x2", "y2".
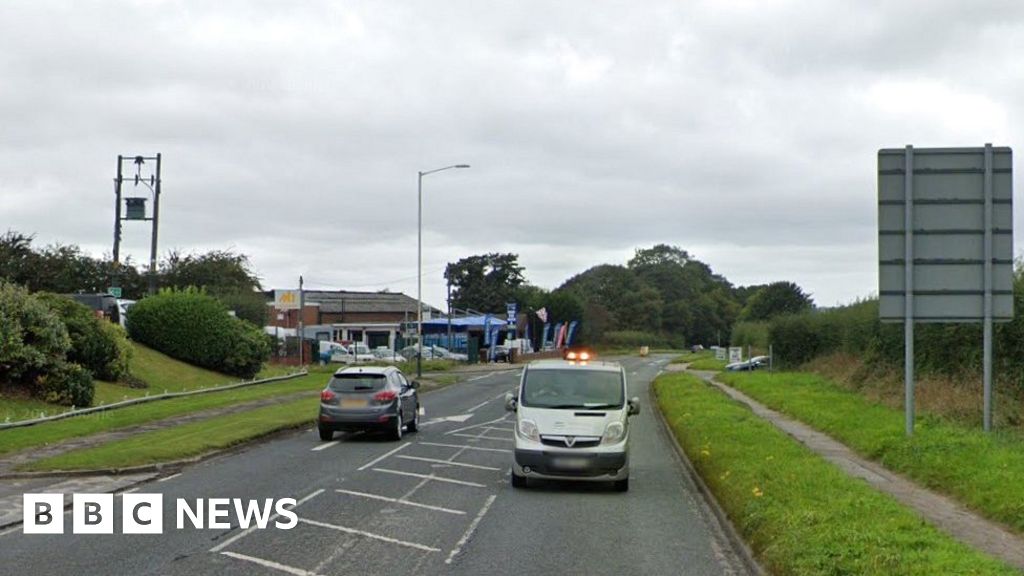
[
  {"x1": 320, "y1": 390, "x2": 336, "y2": 402},
  {"x1": 374, "y1": 390, "x2": 398, "y2": 404}
]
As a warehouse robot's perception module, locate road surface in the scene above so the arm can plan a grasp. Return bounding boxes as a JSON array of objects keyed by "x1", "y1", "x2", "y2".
[{"x1": 0, "y1": 356, "x2": 751, "y2": 576}]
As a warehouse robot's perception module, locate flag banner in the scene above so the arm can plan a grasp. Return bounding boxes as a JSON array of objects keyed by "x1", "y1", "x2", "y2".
[{"x1": 536, "y1": 307, "x2": 548, "y2": 323}]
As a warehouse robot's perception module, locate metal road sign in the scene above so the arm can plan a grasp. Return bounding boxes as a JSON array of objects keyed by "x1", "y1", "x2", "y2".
[
  {"x1": 878, "y1": 144, "x2": 1013, "y2": 434},
  {"x1": 274, "y1": 289, "x2": 301, "y2": 311}
]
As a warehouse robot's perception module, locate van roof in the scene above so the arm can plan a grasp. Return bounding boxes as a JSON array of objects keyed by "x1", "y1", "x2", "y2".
[{"x1": 526, "y1": 359, "x2": 622, "y2": 373}]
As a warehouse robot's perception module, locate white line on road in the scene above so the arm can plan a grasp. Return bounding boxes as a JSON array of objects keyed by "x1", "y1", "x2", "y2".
[
  {"x1": 298, "y1": 517, "x2": 441, "y2": 553},
  {"x1": 372, "y1": 468, "x2": 487, "y2": 488},
  {"x1": 445, "y1": 494, "x2": 497, "y2": 565},
  {"x1": 357, "y1": 442, "x2": 410, "y2": 471},
  {"x1": 446, "y1": 414, "x2": 509, "y2": 435},
  {"x1": 419, "y1": 441, "x2": 512, "y2": 454},
  {"x1": 494, "y1": 392, "x2": 508, "y2": 400},
  {"x1": 335, "y1": 489, "x2": 465, "y2": 515},
  {"x1": 311, "y1": 440, "x2": 339, "y2": 452},
  {"x1": 467, "y1": 371, "x2": 497, "y2": 382},
  {"x1": 157, "y1": 473, "x2": 181, "y2": 482},
  {"x1": 221, "y1": 551, "x2": 325, "y2": 576},
  {"x1": 450, "y1": 433, "x2": 513, "y2": 442},
  {"x1": 396, "y1": 455, "x2": 501, "y2": 471},
  {"x1": 210, "y1": 488, "x2": 325, "y2": 553},
  {"x1": 467, "y1": 399, "x2": 490, "y2": 412}
]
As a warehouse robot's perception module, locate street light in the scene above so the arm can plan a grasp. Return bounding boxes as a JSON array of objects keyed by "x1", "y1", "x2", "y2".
[{"x1": 417, "y1": 164, "x2": 470, "y2": 378}]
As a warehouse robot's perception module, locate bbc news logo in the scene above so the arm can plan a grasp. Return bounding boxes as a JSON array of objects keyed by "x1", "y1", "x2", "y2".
[{"x1": 23, "y1": 494, "x2": 297, "y2": 534}]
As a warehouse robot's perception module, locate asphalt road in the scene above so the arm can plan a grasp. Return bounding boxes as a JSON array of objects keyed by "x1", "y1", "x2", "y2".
[{"x1": 0, "y1": 356, "x2": 750, "y2": 576}]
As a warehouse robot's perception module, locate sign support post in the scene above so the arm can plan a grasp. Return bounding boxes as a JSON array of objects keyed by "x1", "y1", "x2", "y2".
[
  {"x1": 903, "y1": 145, "x2": 915, "y2": 436},
  {"x1": 983, "y1": 144, "x2": 994, "y2": 431}
]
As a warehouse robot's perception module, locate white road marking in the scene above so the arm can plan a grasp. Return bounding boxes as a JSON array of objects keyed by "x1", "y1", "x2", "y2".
[
  {"x1": 311, "y1": 440, "x2": 339, "y2": 452},
  {"x1": 221, "y1": 551, "x2": 325, "y2": 576},
  {"x1": 210, "y1": 488, "x2": 324, "y2": 553},
  {"x1": 467, "y1": 371, "x2": 496, "y2": 382},
  {"x1": 494, "y1": 392, "x2": 508, "y2": 400},
  {"x1": 445, "y1": 494, "x2": 497, "y2": 565},
  {"x1": 156, "y1": 473, "x2": 181, "y2": 482},
  {"x1": 451, "y1": 433, "x2": 513, "y2": 442},
  {"x1": 467, "y1": 399, "x2": 490, "y2": 412},
  {"x1": 396, "y1": 455, "x2": 501, "y2": 471},
  {"x1": 481, "y1": 426, "x2": 513, "y2": 433},
  {"x1": 0, "y1": 526, "x2": 21, "y2": 537},
  {"x1": 419, "y1": 442, "x2": 512, "y2": 454},
  {"x1": 372, "y1": 468, "x2": 487, "y2": 488},
  {"x1": 446, "y1": 414, "x2": 509, "y2": 435},
  {"x1": 356, "y1": 442, "x2": 411, "y2": 471},
  {"x1": 298, "y1": 517, "x2": 441, "y2": 553},
  {"x1": 335, "y1": 489, "x2": 465, "y2": 515}
]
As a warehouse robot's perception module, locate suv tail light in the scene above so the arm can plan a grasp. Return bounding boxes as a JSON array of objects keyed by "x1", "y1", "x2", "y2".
[
  {"x1": 374, "y1": 390, "x2": 398, "y2": 403},
  {"x1": 320, "y1": 390, "x2": 336, "y2": 402}
]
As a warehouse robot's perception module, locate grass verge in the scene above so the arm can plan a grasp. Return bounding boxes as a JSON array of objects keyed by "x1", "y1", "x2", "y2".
[
  {"x1": 653, "y1": 372, "x2": 1016, "y2": 575},
  {"x1": 21, "y1": 398, "x2": 316, "y2": 471},
  {"x1": 0, "y1": 373, "x2": 324, "y2": 458},
  {"x1": 687, "y1": 356, "x2": 728, "y2": 371},
  {"x1": 718, "y1": 370, "x2": 1024, "y2": 534}
]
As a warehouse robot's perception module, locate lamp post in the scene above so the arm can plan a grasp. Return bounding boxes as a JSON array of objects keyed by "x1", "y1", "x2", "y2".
[{"x1": 418, "y1": 164, "x2": 470, "y2": 378}]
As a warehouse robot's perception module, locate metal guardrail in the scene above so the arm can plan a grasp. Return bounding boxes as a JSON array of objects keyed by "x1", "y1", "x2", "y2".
[{"x1": 0, "y1": 370, "x2": 310, "y2": 431}]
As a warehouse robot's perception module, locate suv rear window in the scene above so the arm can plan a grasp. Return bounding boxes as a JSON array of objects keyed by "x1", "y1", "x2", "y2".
[{"x1": 329, "y1": 374, "x2": 386, "y2": 393}]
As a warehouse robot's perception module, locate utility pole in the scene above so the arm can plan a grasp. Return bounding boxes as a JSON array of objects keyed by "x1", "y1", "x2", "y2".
[
  {"x1": 447, "y1": 276, "x2": 453, "y2": 352},
  {"x1": 148, "y1": 153, "x2": 162, "y2": 295},
  {"x1": 111, "y1": 154, "x2": 162, "y2": 296},
  {"x1": 298, "y1": 275, "x2": 305, "y2": 367}
]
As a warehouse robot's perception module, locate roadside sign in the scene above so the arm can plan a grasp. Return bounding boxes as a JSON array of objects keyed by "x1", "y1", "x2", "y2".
[
  {"x1": 878, "y1": 144, "x2": 1014, "y2": 434},
  {"x1": 274, "y1": 289, "x2": 300, "y2": 310},
  {"x1": 715, "y1": 347, "x2": 726, "y2": 361},
  {"x1": 107, "y1": 287, "x2": 122, "y2": 298},
  {"x1": 728, "y1": 347, "x2": 742, "y2": 363},
  {"x1": 506, "y1": 302, "x2": 517, "y2": 325}
]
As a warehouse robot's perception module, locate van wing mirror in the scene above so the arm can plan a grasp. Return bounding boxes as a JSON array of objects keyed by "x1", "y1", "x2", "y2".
[
  {"x1": 410, "y1": 380, "x2": 420, "y2": 390},
  {"x1": 504, "y1": 392, "x2": 517, "y2": 412},
  {"x1": 627, "y1": 397, "x2": 641, "y2": 416}
]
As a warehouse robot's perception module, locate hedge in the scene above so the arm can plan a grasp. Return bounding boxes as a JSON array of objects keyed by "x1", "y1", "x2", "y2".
[
  {"x1": 126, "y1": 288, "x2": 269, "y2": 378},
  {"x1": 37, "y1": 293, "x2": 132, "y2": 382}
]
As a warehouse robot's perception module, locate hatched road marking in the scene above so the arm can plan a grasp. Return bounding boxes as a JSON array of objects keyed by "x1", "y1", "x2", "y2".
[
  {"x1": 335, "y1": 489, "x2": 465, "y2": 515},
  {"x1": 298, "y1": 517, "x2": 441, "y2": 553},
  {"x1": 372, "y1": 468, "x2": 487, "y2": 488}
]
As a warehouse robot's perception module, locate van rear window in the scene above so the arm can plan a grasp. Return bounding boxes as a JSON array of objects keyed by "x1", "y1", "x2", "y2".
[{"x1": 329, "y1": 374, "x2": 386, "y2": 393}]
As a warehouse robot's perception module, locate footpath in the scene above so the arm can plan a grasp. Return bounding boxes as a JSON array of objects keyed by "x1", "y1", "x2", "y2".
[{"x1": 678, "y1": 366, "x2": 1024, "y2": 571}]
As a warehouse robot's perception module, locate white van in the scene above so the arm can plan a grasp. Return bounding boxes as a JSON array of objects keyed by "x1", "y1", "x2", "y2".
[{"x1": 505, "y1": 359, "x2": 639, "y2": 492}]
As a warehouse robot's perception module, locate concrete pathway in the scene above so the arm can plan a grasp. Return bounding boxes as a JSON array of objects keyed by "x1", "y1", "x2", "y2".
[{"x1": 690, "y1": 370, "x2": 1024, "y2": 571}]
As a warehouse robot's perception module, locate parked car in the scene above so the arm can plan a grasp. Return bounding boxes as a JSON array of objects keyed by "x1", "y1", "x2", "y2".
[
  {"x1": 320, "y1": 342, "x2": 375, "y2": 364},
  {"x1": 725, "y1": 355, "x2": 771, "y2": 372},
  {"x1": 506, "y1": 359, "x2": 639, "y2": 491},
  {"x1": 400, "y1": 345, "x2": 467, "y2": 361},
  {"x1": 431, "y1": 346, "x2": 468, "y2": 361},
  {"x1": 318, "y1": 366, "x2": 420, "y2": 441},
  {"x1": 492, "y1": 344, "x2": 511, "y2": 363},
  {"x1": 372, "y1": 347, "x2": 406, "y2": 363}
]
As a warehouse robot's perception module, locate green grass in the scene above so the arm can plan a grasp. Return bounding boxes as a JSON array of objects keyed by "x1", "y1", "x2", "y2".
[
  {"x1": 0, "y1": 390, "x2": 60, "y2": 423},
  {"x1": 653, "y1": 372, "x2": 1017, "y2": 575},
  {"x1": 22, "y1": 397, "x2": 317, "y2": 471},
  {"x1": 0, "y1": 373, "x2": 324, "y2": 457},
  {"x1": 686, "y1": 356, "x2": 728, "y2": 371},
  {"x1": 671, "y1": 350, "x2": 714, "y2": 364},
  {"x1": 718, "y1": 370, "x2": 1024, "y2": 534}
]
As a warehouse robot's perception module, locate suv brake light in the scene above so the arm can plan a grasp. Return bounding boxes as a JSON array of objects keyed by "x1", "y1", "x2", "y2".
[
  {"x1": 320, "y1": 390, "x2": 336, "y2": 402},
  {"x1": 374, "y1": 390, "x2": 398, "y2": 403}
]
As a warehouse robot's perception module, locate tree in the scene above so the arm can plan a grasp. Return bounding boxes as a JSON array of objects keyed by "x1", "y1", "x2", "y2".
[
  {"x1": 445, "y1": 253, "x2": 525, "y2": 313},
  {"x1": 627, "y1": 244, "x2": 691, "y2": 269},
  {"x1": 740, "y1": 281, "x2": 813, "y2": 321},
  {"x1": 161, "y1": 250, "x2": 266, "y2": 325}
]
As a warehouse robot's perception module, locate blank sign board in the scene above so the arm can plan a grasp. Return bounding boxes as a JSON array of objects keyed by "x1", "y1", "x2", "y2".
[{"x1": 878, "y1": 146, "x2": 1013, "y2": 322}]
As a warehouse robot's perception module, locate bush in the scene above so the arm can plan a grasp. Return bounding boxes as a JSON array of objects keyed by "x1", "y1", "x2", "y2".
[
  {"x1": 127, "y1": 288, "x2": 270, "y2": 378},
  {"x1": 39, "y1": 362, "x2": 94, "y2": 407},
  {"x1": 0, "y1": 282, "x2": 71, "y2": 387},
  {"x1": 600, "y1": 330, "x2": 669, "y2": 348},
  {"x1": 730, "y1": 321, "x2": 768, "y2": 350},
  {"x1": 36, "y1": 293, "x2": 132, "y2": 381}
]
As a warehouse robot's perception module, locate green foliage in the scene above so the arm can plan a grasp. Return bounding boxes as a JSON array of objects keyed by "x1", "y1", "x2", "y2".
[
  {"x1": 654, "y1": 372, "x2": 1017, "y2": 575},
  {"x1": 39, "y1": 362, "x2": 94, "y2": 407},
  {"x1": 720, "y1": 370, "x2": 1024, "y2": 534},
  {"x1": 161, "y1": 250, "x2": 266, "y2": 325},
  {"x1": 0, "y1": 281, "x2": 72, "y2": 389},
  {"x1": 739, "y1": 281, "x2": 813, "y2": 321},
  {"x1": 445, "y1": 253, "x2": 525, "y2": 313},
  {"x1": 730, "y1": 321, "x2": 769, "y2": 349},
  {"x1": 36, "y1": 293, "x2": 132, "y2": 381},
  {"x1": 600, "y1": 330, "x2": 668, "y2": 348},
  {"x1": 127, "y1": 288, "x2": 269, "y2": 378}
]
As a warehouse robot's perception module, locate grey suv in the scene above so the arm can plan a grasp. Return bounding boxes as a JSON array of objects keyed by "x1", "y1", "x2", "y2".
[{"x1": 318, "y1": 366, "x2": 420, "y2": 441}]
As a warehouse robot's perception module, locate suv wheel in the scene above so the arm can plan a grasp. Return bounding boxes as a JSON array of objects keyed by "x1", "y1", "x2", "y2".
[
  {"x1": 390, "y1": 410, "x2": 403, "y2": 441},
  {"x1": 318, "y1": 426, "x2": 333, "y2": 441},
  {"x1": 511, "y1": 472, "x2": 527, "y2": 488},
  {"x1": 407, "y1": 404, "x2": 420, "y2": 433},
  {"x1": 613, "y1": 478, "x2": 629, "y2": 492}
]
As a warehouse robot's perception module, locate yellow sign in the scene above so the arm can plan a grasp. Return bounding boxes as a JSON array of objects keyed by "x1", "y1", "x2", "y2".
[{"x1": 274, "y1": 290, "x2": 300, "y2": 310}]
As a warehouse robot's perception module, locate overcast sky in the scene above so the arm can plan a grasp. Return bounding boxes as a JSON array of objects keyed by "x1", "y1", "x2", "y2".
[{"x1": 2, "y1": 0, "x2": 1021, "y2": 310}]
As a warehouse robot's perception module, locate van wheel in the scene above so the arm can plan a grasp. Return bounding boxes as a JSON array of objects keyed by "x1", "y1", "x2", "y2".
[
  {"x1": 511, "y1": 472, "x2": 527, "y2": 488},
  {"x1": 613, "y1": 478, "x2": 629, "y2": 492},
  {"x1": 318, "y1": 426, "x2": 333, "y2": 441}
]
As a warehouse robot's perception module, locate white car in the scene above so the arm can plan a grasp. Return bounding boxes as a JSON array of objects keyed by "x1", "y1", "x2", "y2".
[
  {"x1": 505, "y1": 359, "x2": 639, "y2": 492},
  {"x1": 372, "y1": 347, "x2": 407, "y2": 363}
]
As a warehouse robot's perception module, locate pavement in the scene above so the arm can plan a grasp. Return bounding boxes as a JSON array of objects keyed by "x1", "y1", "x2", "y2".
[
  {"x1": 694, "y1": 370, "x2": 1024, "y2": 572},
  {"x1": 0, "y1": 356, "x2": 753, "y2": 576}
]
